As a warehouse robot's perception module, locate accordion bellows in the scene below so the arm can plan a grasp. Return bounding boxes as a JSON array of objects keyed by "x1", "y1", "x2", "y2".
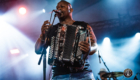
[{"x1": 48, "y1": 24, "x2": 87, "y2": 67}]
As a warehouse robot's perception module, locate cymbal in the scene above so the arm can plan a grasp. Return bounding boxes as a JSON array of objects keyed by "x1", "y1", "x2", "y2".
[
  {"x1": 113, "y1": 72, "x2": 123, "y2": 77},
  {"x1": 102, "y1": 72, "x2": 123, "y2": 78}
]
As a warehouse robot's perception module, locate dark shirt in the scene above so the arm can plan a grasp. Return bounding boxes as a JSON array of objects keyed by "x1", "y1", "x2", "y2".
[{"x1": 48, "y1": 21, "x2": 91, "y2": 77}]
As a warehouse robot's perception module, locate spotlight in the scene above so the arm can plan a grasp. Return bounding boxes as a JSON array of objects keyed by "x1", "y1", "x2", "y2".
[
  {"x1": 10, "y1": 49, "x2": 20, "y2": 54},
  {"x1": 102, "y1": 37, "x2": 111, "y2": 46},
  {"x1": 42, "y1": 9, "x2": 45, "y2": 13},
  {"x1": 104, "y1": 37, "x2": 110, "y2": 43},
  {"x1": 135, "y1": 32, "x2": 140, "y2": 39},
  {"x1": 19, "y1": 7, "x2": 26, "y2": 15}
]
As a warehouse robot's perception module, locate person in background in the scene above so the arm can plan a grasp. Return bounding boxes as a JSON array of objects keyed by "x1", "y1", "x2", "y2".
[{"x1": 98, "y1": 68, "x2": 108, "y2": 80}]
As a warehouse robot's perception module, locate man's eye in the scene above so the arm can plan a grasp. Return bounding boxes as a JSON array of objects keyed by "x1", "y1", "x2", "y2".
[{"x1": 61, "y1": 6, "x2": 64, "y2": 7}]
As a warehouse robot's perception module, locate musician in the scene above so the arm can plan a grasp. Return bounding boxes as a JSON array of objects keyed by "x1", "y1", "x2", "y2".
[
  {"x1": 35, "y1": 0, "x2": 97, "y2": 80},
  {"x1": 98, "y1": 68, "x2": 108, "y2": 80}
]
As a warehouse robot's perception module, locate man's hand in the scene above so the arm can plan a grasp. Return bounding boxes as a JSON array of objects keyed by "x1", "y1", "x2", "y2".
[
  {"x1": 40, "y1": 20, "x2": 51, "y2": 39},
  {"x1": 78, "y1": 38, "x2": 90, "y2": 53},
  {"x1": 35, "y1": 20, "x2": 51, "y2": 54}
]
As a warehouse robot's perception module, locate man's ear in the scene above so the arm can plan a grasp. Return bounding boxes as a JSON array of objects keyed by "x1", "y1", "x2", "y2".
[{"x1": 70, "y1": 8, "x2": 73, "y2": 13}]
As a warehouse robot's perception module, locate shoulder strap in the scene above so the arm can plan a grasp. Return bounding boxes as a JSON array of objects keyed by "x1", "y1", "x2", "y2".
[{"x1": 73, "y1": 21, "x2": 88, "y2": 30}]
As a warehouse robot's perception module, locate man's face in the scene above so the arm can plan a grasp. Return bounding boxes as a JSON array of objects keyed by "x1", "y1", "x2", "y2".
[{"x1": 56, "y1": 1, "x2": 70, "y2": 18}]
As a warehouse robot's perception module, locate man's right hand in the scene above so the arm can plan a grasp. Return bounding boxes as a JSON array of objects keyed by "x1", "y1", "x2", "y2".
[
  {"x1": 35, "y1": 20, "x2": 51, "y2": 54},
  {"x1": 40, "y1": 20, "x2": 51, "y2": 39}
]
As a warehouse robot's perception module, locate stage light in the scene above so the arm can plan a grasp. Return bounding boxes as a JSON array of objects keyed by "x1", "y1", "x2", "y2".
[
  {"x1": 135, "y1": 32, "x2": 140, "y2": 39},
  {"x1": 104, "y1": 37, "x2": 110, "y2": 41},
  {"x1": 42, "y1": 9, "x2": 45, "y2": 13},
  {"x1": 10, "y1": 49, "x2": 20, "y2": 54},
  {"x1": 0, "y1": 17, "x2": 45, "y2": 79},
  {"x1": 19, "y1": 7, "x2": 26, "y2": 15},
  {"x1": 103, "y1": 37, "x2": 110, "y2": 44},
  {"x1": 100, "y1": 37, "x2": 112, "y2": 55}
]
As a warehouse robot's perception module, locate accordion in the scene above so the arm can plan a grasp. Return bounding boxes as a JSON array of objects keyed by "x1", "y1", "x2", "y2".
[{"x1": 48, "y1": 24, "x2": 88, "y2": 67}]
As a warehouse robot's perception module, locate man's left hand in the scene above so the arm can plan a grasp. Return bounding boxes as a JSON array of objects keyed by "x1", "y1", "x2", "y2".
[{"x1": 78, "y1": 41, "x2": 90, "y2": 53}]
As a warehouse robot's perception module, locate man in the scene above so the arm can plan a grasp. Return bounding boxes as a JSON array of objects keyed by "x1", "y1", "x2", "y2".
[
  {"x1": 98, "y1": 68, "x2": 108, "y2": 80},
  {"x1": 35, "y1": 0, "x2": 97, "y2": 80}
]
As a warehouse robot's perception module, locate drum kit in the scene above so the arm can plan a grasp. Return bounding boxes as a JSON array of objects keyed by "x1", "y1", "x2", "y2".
[
  {"x1": 102, "y1": 72, "x2": 124, "y2": 80},
  {"x1": 98, "y1": 51, "x2": 129, "y2": 80}
]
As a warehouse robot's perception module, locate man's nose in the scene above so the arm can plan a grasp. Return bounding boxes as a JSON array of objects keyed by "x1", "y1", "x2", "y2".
[{"x1": 57, "y1": 7, "x2": 61, "y2": 10}]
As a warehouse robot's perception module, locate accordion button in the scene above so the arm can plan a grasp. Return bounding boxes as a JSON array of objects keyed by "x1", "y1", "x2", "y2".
[{"x1": 78, "y1": 56, "x2": 81, "y2": 59}]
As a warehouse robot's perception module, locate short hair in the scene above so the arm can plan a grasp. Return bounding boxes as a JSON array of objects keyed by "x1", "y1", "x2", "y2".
[
  {"x1": 59, "y1": 0, "x2": 72, "y2": 8},
  {"x1": 60, "y1": 0, "x2": 70, "y2": 4}
]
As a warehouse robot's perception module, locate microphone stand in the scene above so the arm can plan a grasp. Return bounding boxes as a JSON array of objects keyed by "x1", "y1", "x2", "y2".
[
  {"x1": 38, "y1": 12, "x2": 57, "y2": 80},
  {"x1": 38, "y1": 30, "x2": 50, "y2": 80},
  {"x1": 98, "y1": 51, "x2": 110, "y2": 72},
  {"x1": 98, "y1": 51, "x2": 111, "y2": 80}
]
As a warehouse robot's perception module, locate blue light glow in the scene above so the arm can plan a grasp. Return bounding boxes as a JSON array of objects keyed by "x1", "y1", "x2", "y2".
[
  {"x1": 135, "y1": 32, "x2": 140, "y2": 39},
  {"x1": 42, "y1": 9, "x2": 45, "y2": 13},
  {"x1": 102, "y1": 37, "x2": 111, "y2": 46},
  {"x1": 0, "y1": 19, "x2": 51, "y2": 80},
  {"x1": 92, "y1": 36, "x2": 140, "y2": 80},
  {"x1": 104, "y1": 37, "x2": 110, "y2": 42}
]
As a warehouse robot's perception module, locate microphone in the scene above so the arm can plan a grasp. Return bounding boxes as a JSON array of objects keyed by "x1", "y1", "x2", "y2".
[
  {"x1": 98, "y1": 50, "x2": 101, "y2": 63},
  {"x1": 53, "y1": 10, "x2": 61, "y2": 16}
]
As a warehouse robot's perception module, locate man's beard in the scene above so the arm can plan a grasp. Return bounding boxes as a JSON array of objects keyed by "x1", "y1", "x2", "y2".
[{"x1": 58, "y1": 13, "x2": 69, "y2": 21}]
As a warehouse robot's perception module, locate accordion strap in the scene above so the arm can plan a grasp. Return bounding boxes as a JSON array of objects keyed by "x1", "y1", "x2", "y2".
[{"x1": 83, "y1": 29, "x2": 91, "y2": 61}]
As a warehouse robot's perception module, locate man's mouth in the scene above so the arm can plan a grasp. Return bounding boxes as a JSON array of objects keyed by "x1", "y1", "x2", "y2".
[{"x1": 59, "y1": 12, "x2": 63, "y2": 17}]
